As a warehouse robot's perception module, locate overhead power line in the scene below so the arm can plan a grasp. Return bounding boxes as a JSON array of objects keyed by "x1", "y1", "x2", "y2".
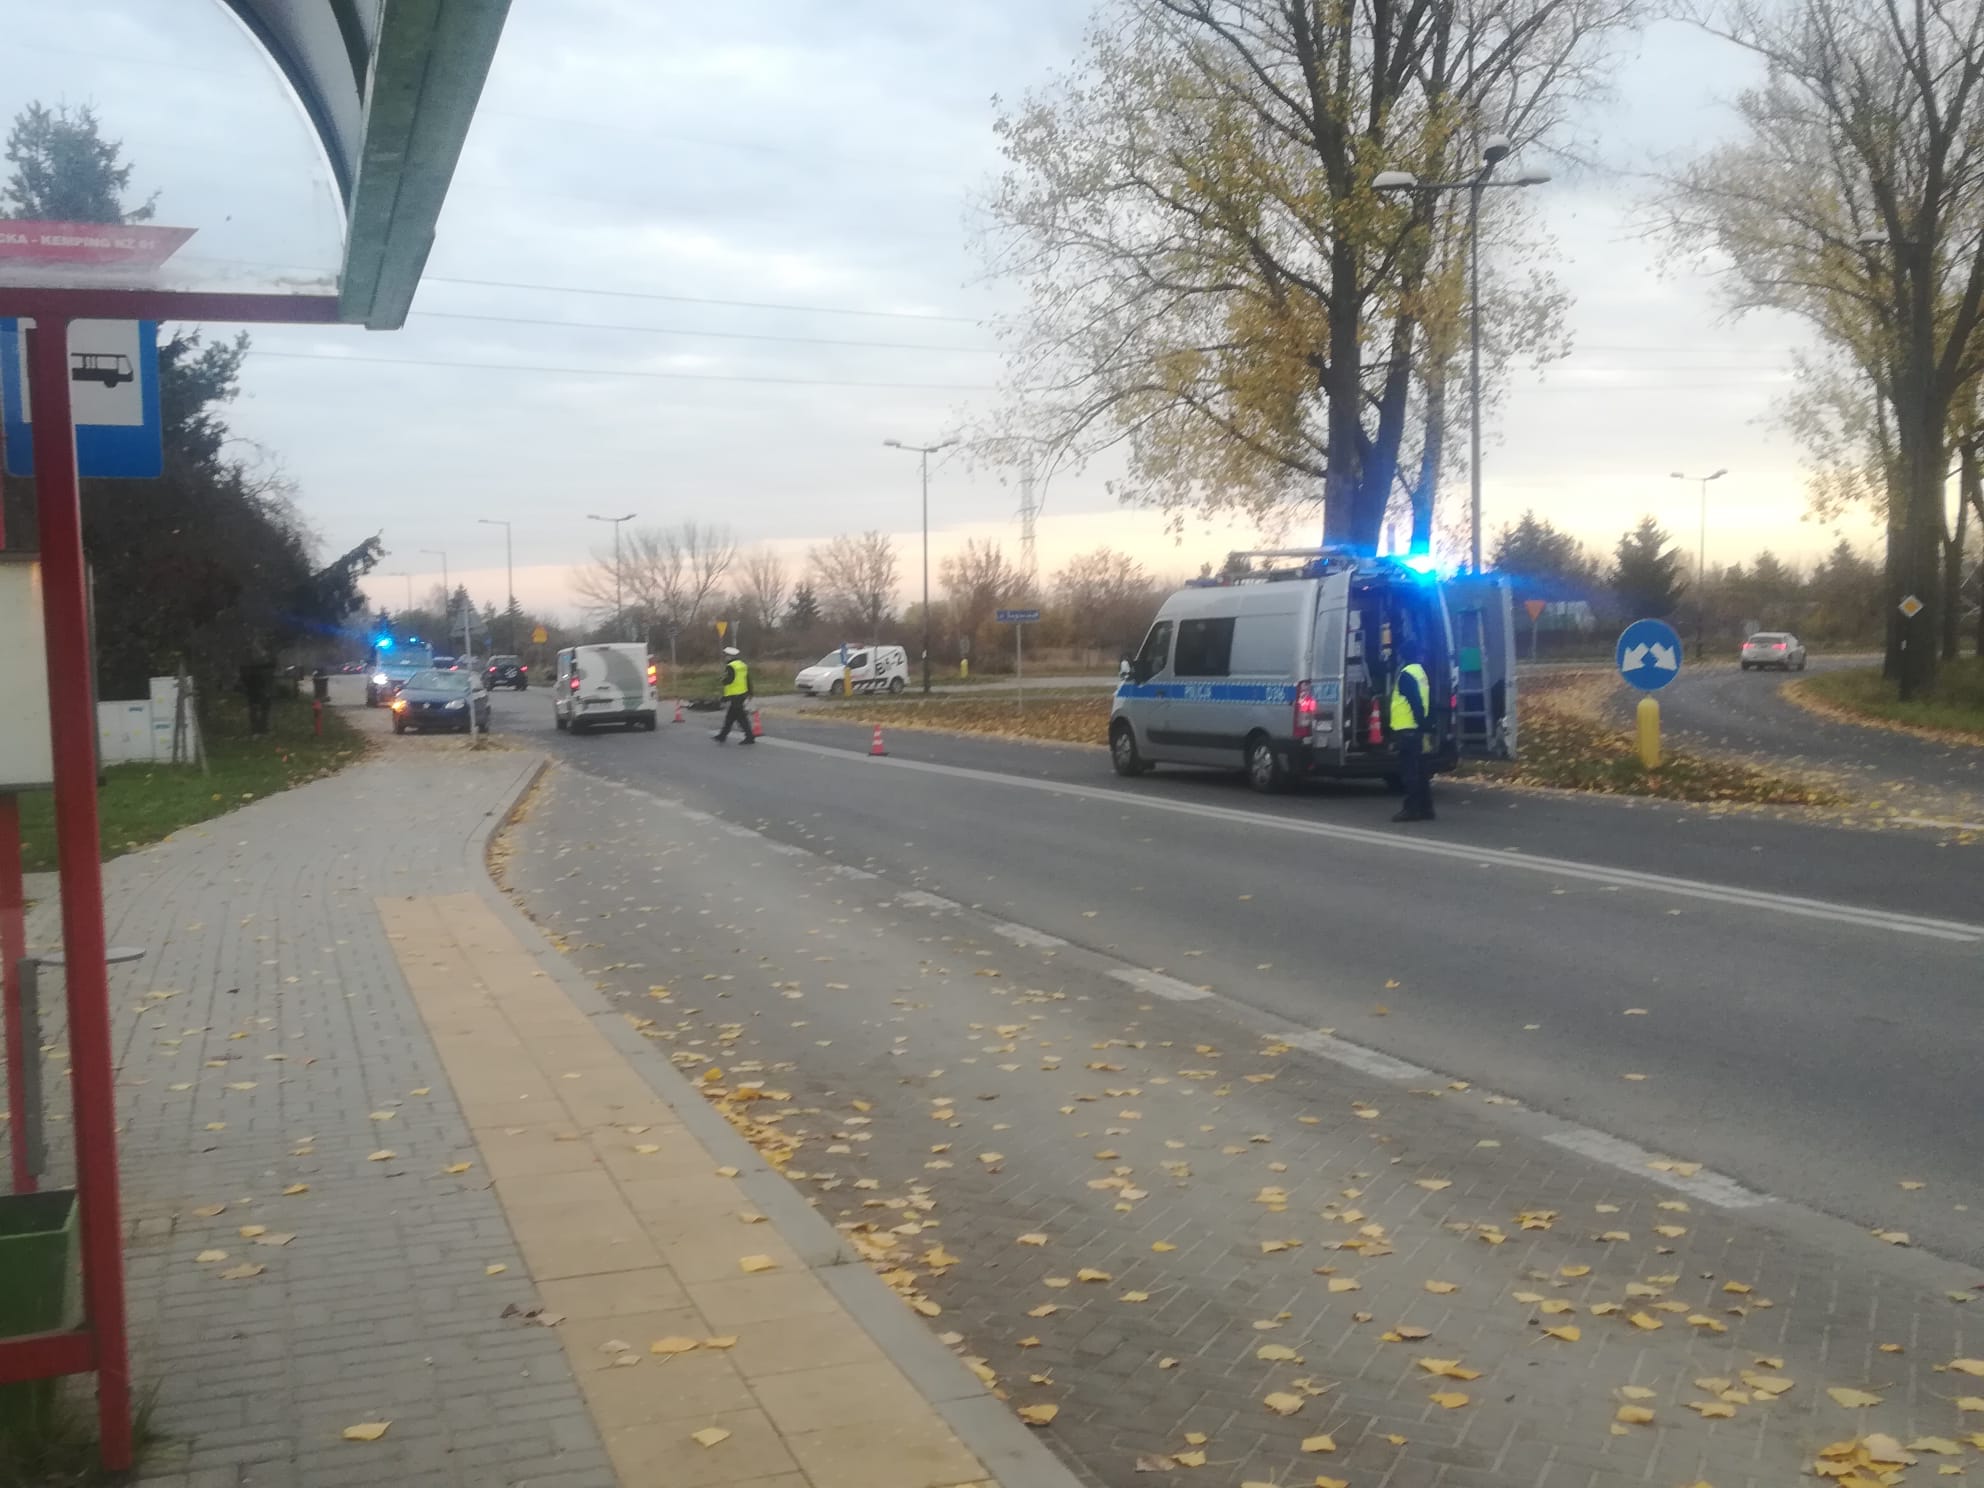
[
  {"x1": 244, "y1": 348, "x2": 996, "y2": 391},
  {"x1": 423, "y1": 275, "x2": 989, "y2": 324},
  {"x1": 410, "y1": 309, "x2": 995, "y2": 354}
]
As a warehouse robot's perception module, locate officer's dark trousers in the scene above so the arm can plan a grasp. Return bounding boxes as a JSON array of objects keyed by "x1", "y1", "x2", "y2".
[
  {"x1": 1396, "y1": 731, "x2": 1434, "y2": 819},
  {"x1": 716, "y1": 696, "x2": 753, "y2": 742}
]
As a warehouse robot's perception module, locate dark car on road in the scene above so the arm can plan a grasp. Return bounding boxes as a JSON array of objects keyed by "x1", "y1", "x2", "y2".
[
  {"x1": 390, "y1": 669, "x2": 491, "y2": 734},
  {"x1": 485, "y1": 654, "x2": 529, "y2": 690}
]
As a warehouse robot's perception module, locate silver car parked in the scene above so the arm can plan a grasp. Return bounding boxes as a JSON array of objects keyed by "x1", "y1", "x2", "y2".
[{"x1": 1739, "y1": 631, "x2": 1807, "y2": 671}]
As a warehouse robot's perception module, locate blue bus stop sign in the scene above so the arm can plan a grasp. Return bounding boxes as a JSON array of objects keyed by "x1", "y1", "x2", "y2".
[
  {"x1": 1615, "y1": 618, "x2": 1683, "y2": 692},
  {"x1": 1, "y1": 319, "x2": 163, "y2": 479}
]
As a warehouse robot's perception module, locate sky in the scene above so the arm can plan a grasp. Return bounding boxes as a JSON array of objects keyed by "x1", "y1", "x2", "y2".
[{"x1": 2, "y1": 0, "x2": 1885, "y2": 626}]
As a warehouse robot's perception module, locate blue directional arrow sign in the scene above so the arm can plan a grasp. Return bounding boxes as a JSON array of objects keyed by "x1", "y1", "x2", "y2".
[{"x1": 1615, "y1": 618, "x2": 1683, "y2": 692}]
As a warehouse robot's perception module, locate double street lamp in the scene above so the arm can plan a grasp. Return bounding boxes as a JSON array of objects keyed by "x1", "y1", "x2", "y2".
[
  {"x1": 587, "y1": 512, "x2": 637, "y2": 641},
  {"x1": 1376, "y1": 137, "x2": 1550, "y2": 572},
  {"x1": 884, "y1": 437, "x2": 955, "y2": 695},
  {"x1": 1671, "y1": 468, "x2": 1727, "y2": 658}
]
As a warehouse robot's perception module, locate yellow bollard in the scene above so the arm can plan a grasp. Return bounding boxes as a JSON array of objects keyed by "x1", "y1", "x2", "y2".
[
  {"x1": 960, "y1": 658, "x2": 969, "y2": 679},
  {"x1": 1636, "y1": 696, "x2": 1661, "y2": 769}
]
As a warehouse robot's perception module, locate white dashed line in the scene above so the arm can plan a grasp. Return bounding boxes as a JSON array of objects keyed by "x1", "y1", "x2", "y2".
[
  {"x1": 1281, "y1": 1029, "x2": 1432, "y2": 1081},
  {"x1": 895, "y1": 890, "x2": 960, "y2": 912},
  {"x1": 1108, "y1": 968, "x2": 1213, "y2": 1001},
  {"x1": 1543, "y1": 1129, "x2": 1772, "y2": 1210},
  {"x1": 990, "y1": 922, "x2": 1068, "y2": 950}
]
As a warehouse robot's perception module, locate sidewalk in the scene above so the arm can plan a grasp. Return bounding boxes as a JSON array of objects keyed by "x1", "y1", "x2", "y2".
[
  {"x1": 20, "y1": 744, "x2": 1056, "y2": 1487},
  {"x1": 500, "y1": 761, "x2": 1984, "y2": 1488}
]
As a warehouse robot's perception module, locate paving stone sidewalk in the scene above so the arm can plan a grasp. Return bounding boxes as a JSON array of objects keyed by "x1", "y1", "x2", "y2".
[{"x1": 502, "y1": 763, "x2": 1984, "y2": 1488}]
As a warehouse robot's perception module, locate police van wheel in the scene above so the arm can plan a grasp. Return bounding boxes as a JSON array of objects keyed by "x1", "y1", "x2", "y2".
[
  {"x1": 889, "y1": 676, "x2": 906, "y2": 695},
  {"x1": 1245, "y1": 734, "x2": 1285, "y2": 793},
  {"x1": 830, "y1": 679, "x2": 846, "y2": 697},
  {"x1": 1110, "y1": 722, "x2": 1150, "y2": 777},
  {"x1": 555, "y1": 714, "x2": 569, "y2": 732}
]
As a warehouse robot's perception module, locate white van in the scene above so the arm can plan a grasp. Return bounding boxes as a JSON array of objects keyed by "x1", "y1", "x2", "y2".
[
  {"x1": 553, "y1": 643, "x2": 659, "y2": 733},
  {"x1": 794, "y1": 644, "x2": 910, "y2": 697},
  {"x1": 1109, "y1": 551, "x2": 1515, "y2": 791}
]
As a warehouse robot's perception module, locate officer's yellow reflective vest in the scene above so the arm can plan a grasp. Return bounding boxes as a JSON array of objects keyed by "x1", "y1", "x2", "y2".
[
  {"x1": 1389, "y1": 662, "x2": 1430, "y2": 734},
  {"x1": 723, "y1": 660, "x2": 750, "y2": 698}
]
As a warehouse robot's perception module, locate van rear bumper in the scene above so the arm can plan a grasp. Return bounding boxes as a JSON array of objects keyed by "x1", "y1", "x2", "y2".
[{"x1": 1285, "y1": 738, "x2": 1461, "y2": 778}]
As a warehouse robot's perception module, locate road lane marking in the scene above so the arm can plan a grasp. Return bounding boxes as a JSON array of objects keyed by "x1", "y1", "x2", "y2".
[
  {"x1": 992, "y1": 922, "x2": 1068, "y2": 950},
  {"x1": 1895, "y1": 814, "x2": 1984, "y2": 831},
  {"x1": 1108, "y1": 968, "x2": 1212, "y2": 1001},
  {"x1": 1542, "y1": 1129, "x2": 1772, "y2": 1210},
  {"x1": 1282, "y1": 1030, "x2": 1431, "y2": 1081},
  {"x1": 895, "y1": 890, "x2": 959, "y2": 912},
  {"x1": 763, "y1": 738, "x2": 1983, "y2": 942}
]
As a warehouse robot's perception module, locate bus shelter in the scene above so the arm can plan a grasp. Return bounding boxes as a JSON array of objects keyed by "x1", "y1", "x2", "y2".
[{"x1": 0, "y1": 1, "x2": 512, "y2": 1466}]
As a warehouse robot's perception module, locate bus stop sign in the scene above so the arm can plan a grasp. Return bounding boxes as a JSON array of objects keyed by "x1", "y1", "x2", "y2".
[{"x1": 1, "y1": 319, "x2": 162, "y2": 478}]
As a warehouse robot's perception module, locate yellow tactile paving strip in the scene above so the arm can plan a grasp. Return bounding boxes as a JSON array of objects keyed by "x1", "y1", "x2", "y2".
[{"x1": 380, "y1": 891, "x2": 993, "y2": 1488}]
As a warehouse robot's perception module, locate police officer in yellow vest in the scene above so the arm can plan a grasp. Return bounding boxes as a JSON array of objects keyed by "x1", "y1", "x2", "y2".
[
  {"x1": 713, "y1": 646, "x2": 755, "y2": 745},
  {"x1": 1389, "y1": 640, "x2": 1435, "y2": 822}
]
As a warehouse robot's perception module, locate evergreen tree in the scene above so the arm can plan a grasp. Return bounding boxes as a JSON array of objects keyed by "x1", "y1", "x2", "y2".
[
  {"x1": 786, "y1": 583, "x2": 822, "y2": 631},
  {"x1": 1490, "y1": 510, "x2": 1599, "y2": 595},
  {"x1": 1610, "y1": 517, "x2": 1687, "y2": 619}
]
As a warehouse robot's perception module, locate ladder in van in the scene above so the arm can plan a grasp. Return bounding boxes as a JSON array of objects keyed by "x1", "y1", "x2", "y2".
[{"x1": 1452, "y1": 605, "x2": 1494, "y2": 755}]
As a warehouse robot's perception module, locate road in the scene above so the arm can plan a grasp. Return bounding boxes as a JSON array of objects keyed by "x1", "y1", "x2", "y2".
[
  {"x1": 1619, "y1": 655, "x2": 1984, "y2": 821},
  {"x1": 467, "y1": 686, "x2": 1983, "y2": 1267}
]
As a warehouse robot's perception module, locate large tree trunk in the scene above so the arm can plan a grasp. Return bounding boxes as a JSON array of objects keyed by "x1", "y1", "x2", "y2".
[
  {"x1": 1409, "y1": 373, "x2": 1447, "y2": 556},
  {"x1": 1945, "y1": 442, "x2": 1971, "y2": 661},
  {"x1": 1894, "y1": 384, "x2": 1944, "y2": 699}
]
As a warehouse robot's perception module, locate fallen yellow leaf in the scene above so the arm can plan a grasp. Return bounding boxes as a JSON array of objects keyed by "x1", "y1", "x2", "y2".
[
  {"x1": 1543, "y1": 1325, "x2": 1581, "y2": 1342},
  {"x1": 650, "y1": 1337, "x2": 700, "y2": 1355},
  {"x1": 1416, "y1": 1359, "x2": 1482, "y2": 1380},
  {"x1": 1027, "y1": 1304, "x2": 1059, "y2": 1319},
  {"x1": 1316, "y1": 1478, "x2": 1349, "y2": 1488},
  {"x1": 1615, "y1": 1406, "x2": 1654, "y2": 1425},
  {"x1": 484, "y1": 1264, "x2": 507, "y2": 1276},
  {"x1": 218, "y1": 1263, "x2": 264, "y2": 1280},
  {"x1": 1910, "y1": 1437, "x2": 1964, "y2": 1455},
  {"x1": 1627, "y1": 1312, "x2": 1662, "y2": 1331},
  {"x1": 738, "y1": 1255, "x2": 777, "y2": 1274},
  {"x1": 1019, "y1": 1403, "x2": 1058, "y2": 1426},
  {"x1": 1017, "y1": 1233, "x2": 1049, "y2": 1246},
  {"x1": 1424, "y1": 1281, "x2": 1459, "y2": 1294},
  {"x1": 195, "y1": 1250, "x2": 227, "y2": 1264},
  {"x1": 1172, "y1": 1450, "x2": 1207, "y2": 1468},
  {"x1": 1619, "y1": 1386, "x2": 1657, "y2": 1400},
  {"x1": 281, "y1": 1184, "x2": 308, "y2": 1196},
  {"x1": 1257, "y1": 1345, "x2": 1303, "y2": 1362},
  {"x1": 1685, "y1": 1401, "x2": 1736, "y2": 1419},
  {"x1": 1301, "y1": 1434, "x2": 1337, "y2": 1453},
  {"x1": 1077, "y1": 1268, "x2": 1113, "y2": 1283},
  {"x1": 1429, "y1": 1392, "x2": 1469, "y2": 1409},
  {"x1": 1327, "y1": 1278, "x2": 1361, "y2": 1293},
  {"x1": 366, "y1": 1150, "x2": 395, "y2": 1162},
  {"x1": 1956, "y1": 1396, "x2": 1984, "y2": 1411},
  {"x1": 1951, "y1": 1360, "x2": 1984, "y2": 1376},
  {"x1": 341, "y1": 1422, "x2": 390, "y2": 1442},
  {"x1": 1182, "y1": 1432, "x2": 1207, "y2": 1446},
  {"x1": 1264, "y1": 1392, "x2": 1305, "y2": 1416},
  {"x1": 1826, "y1": 1387, "x2": 1883, "y2": 1408},
  {"x1": 1559, "y1": 1265, "x2": 1591, "y2": 1279},
  {"x1": 691, "y1": 1427, "x2": 730, "y2": 1448}
]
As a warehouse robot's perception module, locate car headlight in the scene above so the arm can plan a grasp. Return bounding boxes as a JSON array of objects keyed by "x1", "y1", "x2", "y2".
[
  {"x1": 390, "y1": 698, "x2": 406, "y2": 711},
  {"x1": 444, "y1": 699, "x2": 466, "y2": 710},
  {"x1": 372, "y1": 673, "x2": 389, "y2": 685}
]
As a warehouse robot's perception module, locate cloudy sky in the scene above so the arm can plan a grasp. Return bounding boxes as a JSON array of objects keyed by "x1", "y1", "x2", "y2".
[{"x1": 5, "y1": 0, "x2": 1875, "y2": 623}]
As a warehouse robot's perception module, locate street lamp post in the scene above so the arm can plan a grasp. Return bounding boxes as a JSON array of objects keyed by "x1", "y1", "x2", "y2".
[
  {"x1": 479, "y1": 518, "x2": 515, "y2": 654},
  {"x1": 1376, "y1": 140, "x2": 1550, "y2": 572},
  {"x1": 884, "y1": 438, "x2": 955, "y2": 695},
  {"x1": 1670, "y1": 469, "x2": 1727, "y2": 659},
  {"x1": 587, "y1": 513, "x2": 637, "y2": 641}
]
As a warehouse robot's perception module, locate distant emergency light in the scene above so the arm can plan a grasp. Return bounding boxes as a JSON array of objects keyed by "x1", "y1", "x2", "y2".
[{"x1": 375, "y1": 636, "x2": 394, "y2": 651}]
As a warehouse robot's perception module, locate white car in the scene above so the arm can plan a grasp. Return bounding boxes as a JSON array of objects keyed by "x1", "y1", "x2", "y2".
[
  {"x1": 1739, "y1": 631, "x2": 1807, "y2": 671},
  {"x1": 794, "y1": 645, "x2": 910, "y2": 697}
]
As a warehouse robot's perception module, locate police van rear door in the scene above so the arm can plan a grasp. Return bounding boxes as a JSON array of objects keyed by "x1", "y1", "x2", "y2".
[{"x1": 1440, "y1": 574, "x2": 1517, "y2": 759}]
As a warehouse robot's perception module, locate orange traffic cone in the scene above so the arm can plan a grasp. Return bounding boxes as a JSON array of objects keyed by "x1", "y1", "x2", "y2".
[
  {"x1": 751, "y1": 708, "x2": 764, "y2": 739},
  {"x1": 1366, "y1": 698, "x2": 1384, "y2": 746},
  {"x1": 672, "y1": 698, "x2": 684, "y2": 723},
  {"x1": 868, "y1": 724, "x2": 888, "y2": 757}
]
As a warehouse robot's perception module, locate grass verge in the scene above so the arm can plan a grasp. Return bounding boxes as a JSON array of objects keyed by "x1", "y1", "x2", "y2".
[
  {"x1": 818, "y1": 682, "x2": 1839, "y2": 805},
  {"x1": 18, "y1": 694, "x2": 367, "y2": 871},
  {"x1": 0, "y1": 1384, "x2": 158, "y2": 1487},
  {"x1": 1791, "y1": 656, "x2": 1984, "y2": 743}
]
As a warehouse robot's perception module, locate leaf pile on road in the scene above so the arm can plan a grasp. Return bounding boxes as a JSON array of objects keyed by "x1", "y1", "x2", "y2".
[{"x1": 1461, "y1": 674, "x2": 1845, "y2": 805}]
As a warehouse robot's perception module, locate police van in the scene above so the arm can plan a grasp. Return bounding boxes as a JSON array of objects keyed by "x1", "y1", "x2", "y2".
[
  {"x1": 1109, "y1": 550, "x2": 1515, "y2": 791},
  {"x1": 553, "y1": 642, "x2": 659, "y2": 733}
]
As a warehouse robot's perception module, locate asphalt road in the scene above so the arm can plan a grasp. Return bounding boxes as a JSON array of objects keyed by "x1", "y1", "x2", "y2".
[
  {"x1": 469, "y1": 687, "x2": 1983, "y2": 1264},
  {"x1": 1623, "y1": 655, "x2": 1984, "y2": 819}
]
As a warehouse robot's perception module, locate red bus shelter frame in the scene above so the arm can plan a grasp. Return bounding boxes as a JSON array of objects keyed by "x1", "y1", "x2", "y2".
[{"x1": 0, "y1": 287, "x2": 339, "y2": 1469}]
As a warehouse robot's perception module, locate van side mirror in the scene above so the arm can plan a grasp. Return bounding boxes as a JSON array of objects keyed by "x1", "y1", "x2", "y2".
[{"x1": 1119, "y1": 658, "x2": 1133, "y2": 681}]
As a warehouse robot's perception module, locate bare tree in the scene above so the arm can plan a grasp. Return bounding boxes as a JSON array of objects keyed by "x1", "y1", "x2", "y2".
[
  {"x1": 809, "y1": 532, "x2": 899, "y2": 639},
  {"x1": 1661, "y1": 0, "x2": 1984, "y2": 695},
  {"x1": 977, "y1": 0, "x2": 1624, "y2": 554},
  {"x1": 737, "y1": 548, "x2": 791, "y2": 640},
  {"x1": 573, "y1": 522, "x2": 737, "y2": 640},
  {"x1": 940, "y1": 539, "x2": 1029, "y2": 657},
  {"x1": 1052, "y1": 547, "x2": 1168, "y2": 657}
]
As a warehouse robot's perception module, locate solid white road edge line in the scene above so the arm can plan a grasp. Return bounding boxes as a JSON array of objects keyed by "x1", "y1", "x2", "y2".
[{"x1": 763, "y1": 737, "x2": 1982, "y2": 942}]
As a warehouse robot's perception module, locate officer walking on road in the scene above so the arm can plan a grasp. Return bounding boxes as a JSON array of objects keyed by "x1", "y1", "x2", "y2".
[
  {"x1": 713, "y1": 645, "x2": 754, "y2": 745},
  {"x1": 1390, "y1": 639, "x2": 1435, "y2": 823}
]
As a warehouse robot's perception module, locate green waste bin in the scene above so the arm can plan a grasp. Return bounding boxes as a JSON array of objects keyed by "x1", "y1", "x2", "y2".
[{"x1": 0, "y1": 1189, "x2": 81, "y2": 1433}]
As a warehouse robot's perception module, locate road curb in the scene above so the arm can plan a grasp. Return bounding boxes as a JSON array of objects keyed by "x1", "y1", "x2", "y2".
[{"x1": 465, "y1": 758, "x2": 1089, "y2": 1488}]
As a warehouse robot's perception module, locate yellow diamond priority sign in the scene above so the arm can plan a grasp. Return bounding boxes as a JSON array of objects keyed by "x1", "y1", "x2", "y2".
[
  {"x1": 1898, "y1": 594, "x2": 1924, "y2": 619},
  {"x1": 531, "y1": 624, "x2": 548, "y2": 644}
]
